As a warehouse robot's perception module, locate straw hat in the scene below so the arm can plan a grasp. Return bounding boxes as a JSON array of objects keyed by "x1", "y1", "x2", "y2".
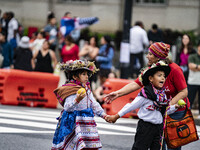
[{"x1": 59, "y1": 60, "x2": 99, "y2": 75}]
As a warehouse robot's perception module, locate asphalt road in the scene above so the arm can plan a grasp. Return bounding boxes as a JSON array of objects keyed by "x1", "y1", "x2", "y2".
[{"x1": 0, "y1": 105, "x2": 199, "y2": 150}]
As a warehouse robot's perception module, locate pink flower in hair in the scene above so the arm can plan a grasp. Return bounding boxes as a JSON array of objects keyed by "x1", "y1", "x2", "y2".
[{"x1": 89, "y1": 66, "x2": 95, "y2": 71}]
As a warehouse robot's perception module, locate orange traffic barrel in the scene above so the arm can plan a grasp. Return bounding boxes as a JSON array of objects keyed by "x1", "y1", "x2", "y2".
[
  {"x1": 0, "y1": 69, "x2": 59, "y2": 108},
  {"x1": 102, "y1": 78, "x2": 141, "y2": 118}
]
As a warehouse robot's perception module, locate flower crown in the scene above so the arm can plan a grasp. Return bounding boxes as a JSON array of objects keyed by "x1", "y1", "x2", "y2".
[
  {"x1": 59, "y1": 60, "x2": 99, "y2": 74},
  {"x1": 139, "y1": 60, "x2": 168, "y2": 84}
]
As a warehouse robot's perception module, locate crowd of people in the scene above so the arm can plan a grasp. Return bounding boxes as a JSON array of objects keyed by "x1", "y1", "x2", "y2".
[
  {"x1": 0, "y1": 10, "x2": 200, "y2": 113},
  {"x1": 1, "y1": 9, "x2": 200, "y2": 150},
  {"x1": 0, "y1": 10, "x2": 116, "y2": 105}
]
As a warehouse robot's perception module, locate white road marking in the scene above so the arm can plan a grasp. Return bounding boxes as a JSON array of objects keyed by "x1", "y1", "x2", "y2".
[{"x1": 0, "y1": 106, "x2": 199, "y2": 137}]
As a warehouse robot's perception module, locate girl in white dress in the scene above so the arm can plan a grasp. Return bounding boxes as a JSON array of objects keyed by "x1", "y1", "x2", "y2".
[{"x1": 52, "y1": 60, "x2": 107, "y2": 150}]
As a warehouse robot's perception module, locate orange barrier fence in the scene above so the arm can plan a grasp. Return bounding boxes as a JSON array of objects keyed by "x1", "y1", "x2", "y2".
[
  {"x1": 0, "y1": 69, "x2": 60, "y2": 108},
  {"x1": 102, "y1": 78, "x2": 141, "y2": 118}
]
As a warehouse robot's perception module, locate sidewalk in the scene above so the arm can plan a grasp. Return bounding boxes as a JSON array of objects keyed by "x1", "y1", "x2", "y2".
[{"x1": 192, "y1": 109, "x2": 200, "y2": 126}]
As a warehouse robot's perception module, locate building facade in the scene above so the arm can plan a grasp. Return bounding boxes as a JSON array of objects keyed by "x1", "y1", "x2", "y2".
[{"x1": 0, "y1": 0, "x2": 200, "y2": 33}]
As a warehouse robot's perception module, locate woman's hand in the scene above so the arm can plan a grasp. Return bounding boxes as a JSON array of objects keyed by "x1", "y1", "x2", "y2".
[
  {"x1": 104, "y1": 81, "x2": 141, "y2": 104},
  {"x1": 104, "y1": 91, "x2": 119, "y2": 104},
  {"x1": 175, "y1": 104, "x2": 185, "y2": 109}
]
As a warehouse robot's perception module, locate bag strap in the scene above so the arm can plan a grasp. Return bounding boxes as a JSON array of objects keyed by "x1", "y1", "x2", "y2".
[{"x1": 160, "y1": 106, "x2": 170, "y2": 150}]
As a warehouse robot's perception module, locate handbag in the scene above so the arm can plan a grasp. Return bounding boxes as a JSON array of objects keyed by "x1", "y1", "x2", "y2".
[{"x1": 164, "y1": 103, "x2": 199, "y2": 149}]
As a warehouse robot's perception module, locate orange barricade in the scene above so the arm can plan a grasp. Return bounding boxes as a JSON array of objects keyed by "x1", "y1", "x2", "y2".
[
  {"x1": 0, "y1": 69, "x2": 60, "y2": 108},
  {"x1": 102, "y1": 78, "x2": 141, "y2": 118}
]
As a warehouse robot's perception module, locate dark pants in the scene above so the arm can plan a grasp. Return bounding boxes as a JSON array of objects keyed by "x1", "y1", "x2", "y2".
[
  {"x1": 129, "y1": 52, "x2": 144, "y2": 78},
  {"x1": 132, "y1": 119, "x2": 162, "y2": 150},
  {"x1": 188, "y1": 84, "x2": 200, "y2": 112}
]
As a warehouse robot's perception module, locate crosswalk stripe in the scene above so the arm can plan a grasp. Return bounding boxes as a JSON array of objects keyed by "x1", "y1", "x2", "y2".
[
  {"x1": 97, "y1": 123, "x2": 136, "y2": 133},
  {"x1": 0, "y1": 126, "x2": 54, "y2": 133},
  {"x1": 25, "y1": 109, "x2": 61, "y2": 115},
  {"x1": 0, "y1": 112, "x2": 136, "y2": 133},
  {"x1": 94, "y1": 116, "x2": 139, "y2": 124},
  {"x1": 0, "y1": 106, "x2": 200, "y2": 137},
  {"x1": 0, "y1": 118, "x2": 57, "y2": 129},
  {"x1": 0, "y1": 125, "x2": 134, "y2": 135},
  {"x1": 98, "y1": 130, "x2": 133, "y2": 136},
  {"x1": 0, "y1": 117, "x2": 135, "y2": 133},
  {"x1": 0, "y1": 109, "x2": 59, "y2": 118},
  {"x1": 0, "y1": 113, "x2": 57, "y2": 123},
  {"x1": 0, "y1": 110, "x2": 136, "y2": 133},
  {"x1": 0, "y1": 108, "x2": 139, "y2": 124}
]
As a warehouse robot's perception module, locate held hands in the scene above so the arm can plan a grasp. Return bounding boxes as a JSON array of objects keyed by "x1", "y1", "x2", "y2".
[
  {"x1": 104, "y1": 91, "x2": 119, "y2": 104},
  {"x1": 105, "y1": 114, "x2": 120, "y2": 123}
]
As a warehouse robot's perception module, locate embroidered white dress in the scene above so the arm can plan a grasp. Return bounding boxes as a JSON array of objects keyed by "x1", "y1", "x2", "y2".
[{"x1": 52, "y1": 88, "x2": 106, "y2": 150}]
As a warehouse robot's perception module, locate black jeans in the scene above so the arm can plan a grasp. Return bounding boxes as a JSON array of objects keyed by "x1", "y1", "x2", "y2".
[
  {"x1": 129, "y1": 52, "x2": 144, "y2": 78},
  {"x1": 132, "y1": 119, "x2": 163, "y2": 150},
  {"x1": 188, "y1": 84, "x2": 200, "y2": 112}
]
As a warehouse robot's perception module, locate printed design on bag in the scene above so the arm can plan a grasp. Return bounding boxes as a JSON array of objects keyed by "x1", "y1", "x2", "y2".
[{"x1": 177, "y1": 124, "x2": 190, "y2": 139}]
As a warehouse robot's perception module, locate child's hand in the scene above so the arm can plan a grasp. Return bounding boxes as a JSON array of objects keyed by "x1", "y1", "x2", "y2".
[
  {"x1": 105, "y1": 114, "x2": 120, "y2": 123},
  {"x1": 76, "y1": 91, "x2": 86, "y2": 102}
]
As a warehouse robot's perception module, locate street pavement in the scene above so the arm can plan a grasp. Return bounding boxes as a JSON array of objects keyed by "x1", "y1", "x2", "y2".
[{"x1": 0, "y1": 105, "x2": 200, "y2": 150}]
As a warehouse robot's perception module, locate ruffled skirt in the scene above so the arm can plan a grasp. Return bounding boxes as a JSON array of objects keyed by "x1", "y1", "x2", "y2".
[{"x1": 51, "y1": 108, "x2": 102, "y2": 150}]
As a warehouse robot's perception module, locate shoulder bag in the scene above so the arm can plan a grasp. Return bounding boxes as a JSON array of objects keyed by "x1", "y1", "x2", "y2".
[{"x1": 164, "y1": 101, "x2": 199, "y2": 149}]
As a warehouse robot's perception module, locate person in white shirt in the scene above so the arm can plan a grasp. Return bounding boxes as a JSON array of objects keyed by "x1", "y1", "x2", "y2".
[
  {"x1": 105, "y1": 60, "x2": 183, "y2": 150},
  {"x1": 30, "y1": 32, "x2": 46, "y2": 55},
  {"x1": 129, "y1": 21, "x2": 149, "y2": 78},
  {"x1": 7, "y1": 12, "x2": 20, "y2": 48}
]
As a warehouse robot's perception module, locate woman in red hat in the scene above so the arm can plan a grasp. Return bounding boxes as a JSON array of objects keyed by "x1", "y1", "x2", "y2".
[{"x1": 105, "y1": 42, "x2": 189, "y2": 150}]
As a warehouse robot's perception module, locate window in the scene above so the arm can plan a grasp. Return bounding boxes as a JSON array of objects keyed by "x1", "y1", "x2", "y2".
[
  {"x1": 134, "y1": 0, "x2": 167, "y2": 6},
  {"x1": 60, "y1": 0, "x2": 91, "y2": 2}
]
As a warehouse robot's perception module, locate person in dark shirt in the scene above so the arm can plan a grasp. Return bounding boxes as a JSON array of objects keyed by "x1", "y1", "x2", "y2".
[
  {"x1": 148, "y1": 23, "x2": 163, "y2": 45},
  {"x1": 32, "y1": 40, "x2": 57, "y2": 73},
  {"x1": 13, "y1": 36, "x2": 33, "y2": 71},
  {"x1": 0, "y1": 12, "x2": 9, "y2": 41},
  {"x1": 0, "y1": 31, "x2": 13, "y2": 69}
]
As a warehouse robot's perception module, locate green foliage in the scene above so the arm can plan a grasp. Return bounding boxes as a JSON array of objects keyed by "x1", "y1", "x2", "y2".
[
  {"x1": 23, "y1": 27, "x2": 28, "y2": 36},
  {"x1": 181, "y1": 30, "x2": 199, "y2": 46},
  {"x1": 162, "y1": 29, "x2": 200, "y2": 47}
]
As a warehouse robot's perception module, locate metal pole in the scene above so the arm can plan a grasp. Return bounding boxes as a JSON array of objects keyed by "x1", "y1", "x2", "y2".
[
  {"x1": 198, "y1": 0, "x2": 200, "y2": 36},
  {"x1": 120, "y1": 0, "x2": 133, "y2": 79},
  {"x1": 48, "y1": 0, "x2": 54, "y2": 12}
]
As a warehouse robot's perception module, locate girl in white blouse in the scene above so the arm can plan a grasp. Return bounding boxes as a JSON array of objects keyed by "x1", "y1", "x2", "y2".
[{"x1": 52, "y1": 60, "x2": 106, "y2": 150}]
